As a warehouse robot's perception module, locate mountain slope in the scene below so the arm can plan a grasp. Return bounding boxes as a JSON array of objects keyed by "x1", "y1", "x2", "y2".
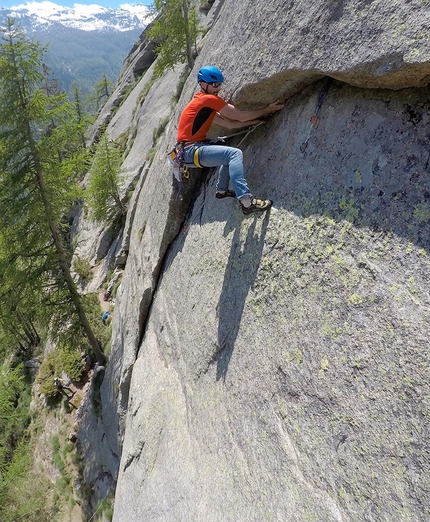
[
  {"x1": 0, "y1": 2, "x2": 150, "y2": 95},
  {"x1": 37, "y1": 25, "x2": 143, "y2": 95},
  {"x1": 0, "y1": 2, "x2": 149, "y2": 32}
]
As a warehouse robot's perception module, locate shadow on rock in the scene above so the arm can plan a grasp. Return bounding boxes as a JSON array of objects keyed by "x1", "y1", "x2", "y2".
[
  {"x1": 254, "y1": 79, "x2": 430, "y2": 253},
  {"x1": 214, "y1": 211, "x2": 270, "y2": 381}
]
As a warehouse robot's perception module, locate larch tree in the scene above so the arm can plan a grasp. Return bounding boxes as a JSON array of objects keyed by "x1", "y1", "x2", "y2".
[
  {"x1": 86, "y1": 131, "x2": 126, "y2": 222},
  {"x1": 72, "y1": 82, "x2": 92, "y2": 150},
  {"x1": 148, "y1": 0, "x2": 200, "y2": 77},
  {"x1": 89, "y1": 73, "x2": 113, "y2": 111},
  {"x1": 0, "y1": 19, "x2": 106, "y2": 365}
]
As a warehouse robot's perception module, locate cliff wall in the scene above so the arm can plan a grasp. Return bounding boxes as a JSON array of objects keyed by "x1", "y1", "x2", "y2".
[{"x1": 75, "y1": 1, "x2": 430, "y2": 520}]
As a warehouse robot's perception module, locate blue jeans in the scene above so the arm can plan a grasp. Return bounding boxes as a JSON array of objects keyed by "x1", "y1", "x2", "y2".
[{"x1": 183, "y1": 143, "x2": 252, "y2": 200}]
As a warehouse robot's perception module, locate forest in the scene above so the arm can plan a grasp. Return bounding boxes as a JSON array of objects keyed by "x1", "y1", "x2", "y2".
[
  {"x1": 0, "y1": 19, "x2": 124, "y2": 520},
  {"x1": 0, "y1": 2, "x2": 202, "y2": 518},
  {"x1": 37, "y1": 25, "x2": 143, "y2": 96}
]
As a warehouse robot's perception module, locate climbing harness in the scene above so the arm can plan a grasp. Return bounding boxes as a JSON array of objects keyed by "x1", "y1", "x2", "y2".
[
  {"x1": 168, "y1": 143, "x2": 204, "y2": 200},
  {"x1": 300, "y1": 77, "x2": 333, "y2": 153},
  {"x1": 168, "y1": 143, "x2": 186, "y2": 182},
  {"x1": 168, "y1": 144, "x2": 188, "y2": 201}
]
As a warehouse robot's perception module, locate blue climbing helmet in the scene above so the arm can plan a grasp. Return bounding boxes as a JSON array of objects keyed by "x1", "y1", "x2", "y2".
[{"x1": 197, "y1": 65, "x2": 224, "y2": 84}]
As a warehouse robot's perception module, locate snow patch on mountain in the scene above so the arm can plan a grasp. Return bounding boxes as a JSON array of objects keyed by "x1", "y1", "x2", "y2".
[{"x1": 2, "y1": 1, "x2": 150, "y2": 32}]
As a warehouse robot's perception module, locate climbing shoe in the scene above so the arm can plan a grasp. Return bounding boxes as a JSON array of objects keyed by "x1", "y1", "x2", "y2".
[
  {"x1": 241, "y1": 198, "x2": 272, "y2": 215},
  {"x1": 216, "y1": 189, "x2": 236, "y2": 199}
]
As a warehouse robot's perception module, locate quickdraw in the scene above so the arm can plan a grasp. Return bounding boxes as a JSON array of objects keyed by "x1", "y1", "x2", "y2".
[{"x1": 300, "y1": 77, "x2": 332, "y2": 153}]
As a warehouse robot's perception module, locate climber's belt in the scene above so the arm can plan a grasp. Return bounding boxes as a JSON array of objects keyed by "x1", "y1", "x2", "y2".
[{"x1": 177, "y1": 142, "x2": 203, "y2": 168}]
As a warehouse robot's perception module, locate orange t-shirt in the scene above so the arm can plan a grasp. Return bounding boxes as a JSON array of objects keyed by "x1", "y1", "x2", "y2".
[{"x1": 177, "y1": 91, "x2": 227, "y2": 142}]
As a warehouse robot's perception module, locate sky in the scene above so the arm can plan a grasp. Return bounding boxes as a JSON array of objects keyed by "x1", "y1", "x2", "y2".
[{"x1": 0, "y1": 0, "x2": 153, "y2": 9}]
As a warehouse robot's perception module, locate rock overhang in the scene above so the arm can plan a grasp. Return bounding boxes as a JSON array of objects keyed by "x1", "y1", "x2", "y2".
[{"x1": 191, "y1": 0, "x2": 430, "y2": 108}]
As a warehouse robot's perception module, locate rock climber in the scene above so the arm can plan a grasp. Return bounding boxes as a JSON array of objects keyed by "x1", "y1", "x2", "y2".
[{"x1": 177, "y1": 65, "x2": 284, "y2": 215}]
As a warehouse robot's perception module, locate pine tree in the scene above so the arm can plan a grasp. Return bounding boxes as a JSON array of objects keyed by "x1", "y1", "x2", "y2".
[
  {"x1": 86, "y1": 131, "x2": 126, "y2": 222},
  {"x1": 72, "y1": 82, "x2": 93, "y2": 150},
  {"x1": 0, "y1": 364, "x2": 24, "y2": 467},
  {"x1": 89, "y1": 73, "x2": 113, "y2": 111},
  {"x1": 0, "y1": 19, "x2": 106, "y2": 365},
  {"x1": 0, "y1": 361, "x2": 51, "y2": 521},
  {"x1": 148, "y1": 0, "x2": 200, "y2": 77}
]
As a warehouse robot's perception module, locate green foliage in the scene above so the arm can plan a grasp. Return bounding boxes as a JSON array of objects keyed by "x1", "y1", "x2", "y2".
[
  {"x1": 148, "y1": 0, "x2": 201, "y2": 77},
  {"x1": 152, "y1": 115, "x2": 170, "y2": 145},
  {"x1": 115, "y1": 132, "x2": 129, "y2": 152},
  {"x1": 63, "y1": 441, "x2": 74, "y2": 456},
  {"x1": 86, "y1": 131, "x2": 126, "y2": 222},
  {"x1": 82, "y1": 293, "x2": 112, "y2": 350},
  {"x1": 112, "y1": 280, "x2": 122, "y2": 298},
  {"x1": 52, "y1": 434, "x2": 60, "y2": 454},
  {"x1": 171, "y1": 69, "x2": 190, "y2": 106},
  {"x1": 36, "y1": 345, "x2": 84, "y2": 397},
  {"x1": 73, "y1": 256, "x2": 93, "y2": 281},
  {"x1": 146, "y1": 147, "x2": 157, "y2": 163},
  {"x1": 0, "y1": 439, "x2": 52, "y2": 522},
  {"x1": 72, "y1": 83, "x2": 94, "y2": 150},
  {"x1": 87, "y1": 73, "x2": 114, "y2": 112},
  {"x1": 0, "y1": 364, "x2": 24, "y2": 445},
  {"x1": 0, "y1": 363, "x2": 51, "y2": 522},
  {"x1": 137, "y1": 76, "x2": 156, "y2": 106},
  {"x1": 58, "y1": 346, "x2": 85, "y2": 382},
  {"x1": 49, "y1": 432, "x2": 79, "y2": 518},
  {"x1": 0, "y1": 19, "x2": 105, "y2": 365},
  {"x1": 52, "y1": 436, "x2": 66, "y2": 475},
  {"x1": 95, "y1": 494, "x2": 114, "y2": 521},
  {"x1": 36, "y1": 351, "x2": 57, "y2": 396}
]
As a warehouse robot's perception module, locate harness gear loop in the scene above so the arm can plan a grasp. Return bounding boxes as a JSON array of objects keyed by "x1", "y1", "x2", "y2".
[{"x1": 167, "y1": 142, "x2": 203, "y2": 199}]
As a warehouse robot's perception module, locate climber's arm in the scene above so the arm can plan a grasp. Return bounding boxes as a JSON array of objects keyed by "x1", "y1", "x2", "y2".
[
  {"x1": 213, "y1": 114, "x2": 261, "y2": 129},
  {"x1": 218, "y1": 101, "x2": 284, "y2": 123}
]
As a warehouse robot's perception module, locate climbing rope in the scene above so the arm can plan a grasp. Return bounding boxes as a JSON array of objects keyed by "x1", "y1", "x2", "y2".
[
  {"x1": 215, "y1": 121, "x2": 266, "y2": 145},
  {"x1": 236, "y1": 121, "x2": 265, "y2": 147}
]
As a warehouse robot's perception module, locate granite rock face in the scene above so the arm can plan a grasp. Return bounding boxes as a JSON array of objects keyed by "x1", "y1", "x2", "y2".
[
  {"x1": 199, "y1": 0, "x2": 430, "y2": 108},
  {"x1": 75, "y1": 0, "x2": 430, "y2": 520},
  {"x1": 113, "y1": 80, "x2": 430, "y2": 522}
]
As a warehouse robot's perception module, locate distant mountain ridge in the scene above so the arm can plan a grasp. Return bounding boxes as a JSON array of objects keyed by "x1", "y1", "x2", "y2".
[
  {"x1": 0, "y1": 1, "x2": 149, "y2": 32},
  {"x1": 0, "y1": 2, "x2": 150, "y2": 97}
]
